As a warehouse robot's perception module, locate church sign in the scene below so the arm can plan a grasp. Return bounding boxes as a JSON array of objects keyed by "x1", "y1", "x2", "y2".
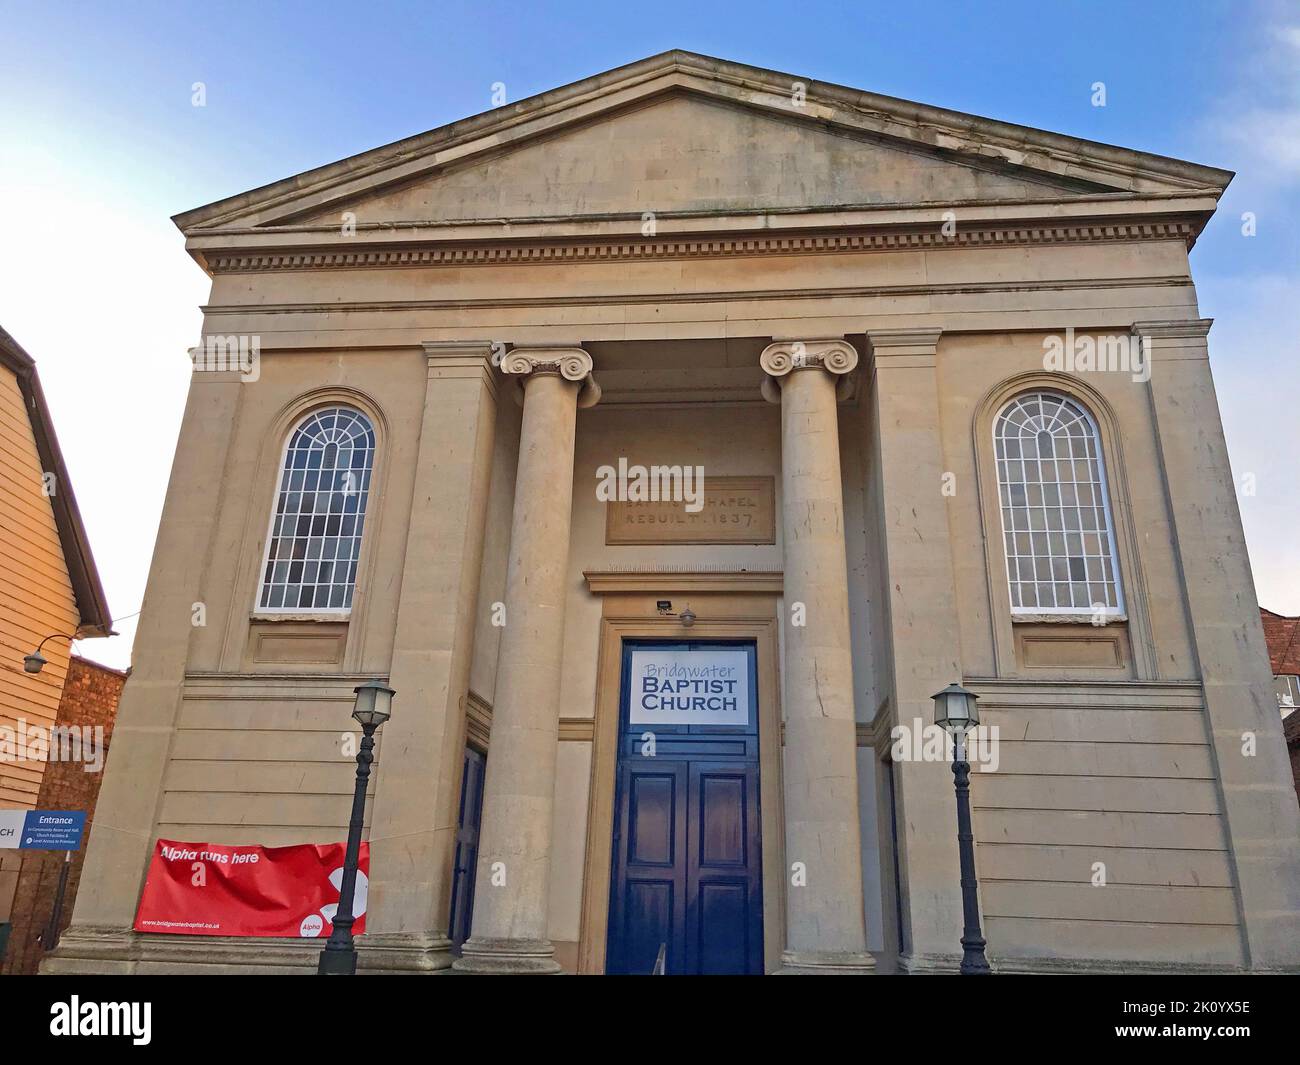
[
  {"x1": 605, "y1": 475, "x2": 775, "y2": 545},
  {"x1": 628, "y1": 648, "x2": 751, "y2": 727}
]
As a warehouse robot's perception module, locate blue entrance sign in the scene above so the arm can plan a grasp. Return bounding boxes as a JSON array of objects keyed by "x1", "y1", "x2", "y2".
[{"x1": 19, "y1": 810, "x2": 86, "y2": 850}]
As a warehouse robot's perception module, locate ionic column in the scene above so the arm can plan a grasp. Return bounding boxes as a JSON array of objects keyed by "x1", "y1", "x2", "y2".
[
  {"x1": 454, "y1": 347, "x2": 598, "y2": 974},
  {"x1": 761, "y1": 338, "x2": 874, "y2": 974}
]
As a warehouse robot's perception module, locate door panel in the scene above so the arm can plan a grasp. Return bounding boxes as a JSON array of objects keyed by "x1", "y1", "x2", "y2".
[
  {"x1": 607, "y1": 641, "x2": 763, "y2": 975},
  {"x1": 608, "y1": 760, "x2": 687, "y2": 975},
  {"x1": 698, "y1": 771, "x2": 747, "y2": 866},
  {"x1": 622, "y1": 880, "x2": 675, "y2": 975},
  {"x1": 628, "y1": 772, "x2": 678, "y2": 866},
  {"x1": 697, "y1": 881, "x2": 749, "y2": 975},
  {"x1": 448, "y1": 746, "x2": 485, "y2": 950},
  {"x1": 687, "y1": 761, "x2": 762, "y2": 974}
]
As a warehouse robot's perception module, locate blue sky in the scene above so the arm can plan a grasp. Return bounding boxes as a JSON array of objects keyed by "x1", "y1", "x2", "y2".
[{"x1": 2, "y1": 0, "x2": 1297, "y2": 667}]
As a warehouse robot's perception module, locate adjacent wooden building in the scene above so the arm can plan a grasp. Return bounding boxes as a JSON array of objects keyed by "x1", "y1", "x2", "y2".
[{"x1": 0, "y1": 326, "x2": 112, "y2": 944}]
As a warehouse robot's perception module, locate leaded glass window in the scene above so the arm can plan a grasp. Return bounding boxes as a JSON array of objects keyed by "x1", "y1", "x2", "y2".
[
  {"x1": 258, "y1": 406, "x2": 375, "y2": 612},
  {"x1": 994, "y1": 392, "x2": 1123, "y2": 616}
]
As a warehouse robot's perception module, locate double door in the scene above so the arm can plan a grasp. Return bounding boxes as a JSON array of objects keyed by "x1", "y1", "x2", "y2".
[{"x1": 605, "y1": 640, "x2": 763, "y2": 975}]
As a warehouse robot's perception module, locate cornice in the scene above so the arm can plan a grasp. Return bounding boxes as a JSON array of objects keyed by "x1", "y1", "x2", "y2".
[
  {"x1": 201, "y1": 218, "x2": 1200, "y2": 274},
  {"x1": 1130, "y1": 318, "x2": 1214, "y2": 339}
]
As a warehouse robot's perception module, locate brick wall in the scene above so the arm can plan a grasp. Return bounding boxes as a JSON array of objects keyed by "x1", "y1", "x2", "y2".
[
  {"x1": 1261, "y1": 608, "x2": 1300, "y2": 810},
  {"x1": 1261, "y1": 608, "x2": 1300, "y2": 675},
  {"x1": 1, "y1": 656, "x2": 126, "y2": 974}
]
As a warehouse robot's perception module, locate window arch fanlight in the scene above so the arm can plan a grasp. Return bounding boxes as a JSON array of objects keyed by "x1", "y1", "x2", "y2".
[
  {"x1": 993, "y1": 390, "x2": 1124, "y2": 617},
  {"x1": 258, "y1": 406, "x2": 376, "y2": 612}
]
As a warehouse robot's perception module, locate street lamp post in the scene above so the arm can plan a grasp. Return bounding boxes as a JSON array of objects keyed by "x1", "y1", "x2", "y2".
[
  {"x1": 318, "y1": 680, "x2": 395, "y2": 976},
  {"x1": 932, "y1": 682, "x2": 992, "y2": 976}
]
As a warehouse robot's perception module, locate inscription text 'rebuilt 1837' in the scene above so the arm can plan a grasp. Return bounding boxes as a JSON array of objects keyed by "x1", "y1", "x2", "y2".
[{"x1": 604, "y1": 475, "x2": 776, "y2": 546}]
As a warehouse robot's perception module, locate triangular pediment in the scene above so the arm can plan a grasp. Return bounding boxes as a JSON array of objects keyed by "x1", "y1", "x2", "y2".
[
  {"x1": 286, "y1": 93, "x2": 1094, "y2": 227},
  {"x1": 175, "y1": 50, "x2": 1231, "y2": 241}
]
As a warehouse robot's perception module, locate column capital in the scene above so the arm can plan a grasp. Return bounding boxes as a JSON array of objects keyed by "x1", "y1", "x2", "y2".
[
  {"x1": 1130, "y1": 320, "x2": 1213, "y2": 365},
  {"x1": 759, "y1": 338, "x2": 859, "y2": 404},
  {"x1": 865, "y1": 328, "x2": 943, "y2": 370},
  {"x1": 501, "y1": 345, "x2": 601, "y2": 408},
  {"x1": 421, "y1": 340, "x2": 499, "y2": 397},
  {"x1": 421, "y1": 339, "x2": 498, "y2": 361},
  {"x1": 1130, "y1": 318, "x2": 1213, "y2": 340}
]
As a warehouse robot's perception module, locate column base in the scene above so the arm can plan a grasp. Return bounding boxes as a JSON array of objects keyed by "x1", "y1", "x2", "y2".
[
  {"x1": 898, "y1": 950, "x2": 965, "y2": 974},
  {"x1": 775, "y1": 949, "x2": 876, "y2": 974},
  {"x1": 357, "y1": 930, "x2": 455, "y2": 973},
  {"x1": 452, "y1": 936, "x2": 563, "y2": 974}
]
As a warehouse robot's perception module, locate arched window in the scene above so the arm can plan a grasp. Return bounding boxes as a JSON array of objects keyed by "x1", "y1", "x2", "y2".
[
  {"x1": 258, "y1": 406, "x2": 376, "y2": 612},
  {"x1": 993, "y1": 391, "x2": 1123, "y2": 617}
]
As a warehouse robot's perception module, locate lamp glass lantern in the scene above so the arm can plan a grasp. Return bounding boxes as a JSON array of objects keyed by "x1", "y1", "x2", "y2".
[
  {"x1": 932, "y1": 682, "x2": 979, "y2": 739},
  {"x1": 352, "y1": 681, "x2": 395, "y2": 728}
]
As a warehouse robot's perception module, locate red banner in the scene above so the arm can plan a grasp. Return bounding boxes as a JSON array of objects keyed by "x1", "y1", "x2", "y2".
[{"x1": 133, "y1": 839, "x2": 368, "y2": 937}]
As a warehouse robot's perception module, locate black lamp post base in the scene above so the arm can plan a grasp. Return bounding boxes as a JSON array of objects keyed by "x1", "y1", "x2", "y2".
[
  {"x1": 318, "y1": 947, "x2": 358, "y2": 975},
  {"x1": 960, "y1": 936, "x2": 992, "y2": 975},
  {"x1": 951, "y1": 756, "x2": 993, "y2": 976}
]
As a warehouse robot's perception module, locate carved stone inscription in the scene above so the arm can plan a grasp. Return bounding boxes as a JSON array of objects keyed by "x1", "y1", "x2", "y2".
[{"x1": 605, "y1": 475, "x2": 776, "y2": 545}]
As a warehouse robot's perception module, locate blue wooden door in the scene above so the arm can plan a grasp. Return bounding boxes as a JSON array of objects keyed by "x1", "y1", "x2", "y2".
[
  {"x1": 448, "y1": 745, "x2": 486, "y2": 951},
  {"x1": 606, "y1": 641, "x2": 763, "y2": 974}
]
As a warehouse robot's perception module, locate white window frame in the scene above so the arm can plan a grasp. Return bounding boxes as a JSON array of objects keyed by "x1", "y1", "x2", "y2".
[
  {"x1": 255, "y1": 406, "x2": 375, "y2": 616},
  {"x1": 993, "y1": 390, "x2": 1126, "y2": 620}
]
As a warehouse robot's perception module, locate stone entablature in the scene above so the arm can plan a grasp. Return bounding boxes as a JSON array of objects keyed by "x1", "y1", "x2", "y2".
[{"x1": 200, "y1": 219, "x2": 1204, "y2": 273}]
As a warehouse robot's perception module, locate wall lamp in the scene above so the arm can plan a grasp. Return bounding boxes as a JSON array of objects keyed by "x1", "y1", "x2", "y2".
[
  {"x1": 655, "y1": 601, "x2": 697, "y2": 628},
  {"x1": 23, "y1": 633, "x2": 77, "y2": 674}
]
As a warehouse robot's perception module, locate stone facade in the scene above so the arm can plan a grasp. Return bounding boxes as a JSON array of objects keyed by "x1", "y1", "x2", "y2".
[{"x1": 45, "y1": 52, "x2": 1300, "y2": 975}]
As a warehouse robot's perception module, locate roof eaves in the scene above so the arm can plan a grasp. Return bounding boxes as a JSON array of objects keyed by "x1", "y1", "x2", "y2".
[{"x1": 0, "y1": 326, "x2": 113, "y2": 637}]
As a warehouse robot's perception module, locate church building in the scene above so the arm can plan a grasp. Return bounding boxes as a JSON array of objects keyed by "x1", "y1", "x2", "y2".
[{"x1": 48, "y1": 51, "x2": 1300, "y2": 974}]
